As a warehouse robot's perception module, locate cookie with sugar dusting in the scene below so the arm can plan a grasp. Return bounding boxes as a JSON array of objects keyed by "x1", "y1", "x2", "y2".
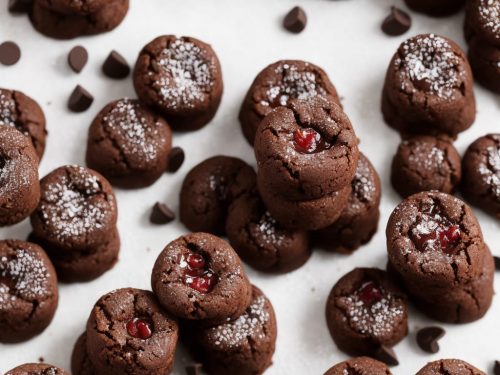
[
  {"x1": 465, "y1": 0, "x2": 500, "y2": 47},
  {"x1": 416, "y1": 359, "x2": 485, "y2": 375},
  {"x1": 404, "y1": 0, "x2": 465, "y2": 17},
  {"x1": 325, "y1": 268, "x2": 408, "y2": 357},
  {"x1": 323, "y1": 356, "x2": 392, "y2": 375},
  {"x1": 239, "y1": 59, "x2": 341, "y2": 145},
  {"x1": 86, "y1": 98, "x2": 172, "y2": 189},
  {"x1": 0, "y1": 240, "x2": 58, "y2": 343},
  {"x1": 382, "y1": 34, "x2": 475, "y2": 139},
  {"x1": 6, "y1": 363, "x2": 69, "y2": 375},
  {"x1": 133, "y1": 35, "x2": 223, "y2": 131}
]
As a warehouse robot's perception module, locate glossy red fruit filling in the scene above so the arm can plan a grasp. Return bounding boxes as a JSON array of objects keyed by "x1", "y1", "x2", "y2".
[
  {"x1": 126, "y1": 318, "x2": 152, "y2": 339},
  {"x1": 293, "y1": 128, "x2": 331, "y2": 153},
  {"x1": 182, "y1": 252, "x2": 218, "y2": 293},
  {"x1": 357, "y1": 281, "x2": 383, "y2": 306},
  {"x1": 438, "y1": 225, "x2": 461, "y2": 254},
  {"x1": 413, "y1": 224, "x2": 461, "y2": 254}
]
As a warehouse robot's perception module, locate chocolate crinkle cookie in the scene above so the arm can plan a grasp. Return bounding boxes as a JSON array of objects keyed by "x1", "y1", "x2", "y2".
[
  {"x1": 416, "y1": 359, "x2": 485, "y2": 375},
  {"x1": 314, "y1": 153, "x2": 381, "y2": 253},
  {"x1": 239, "y1": 59, "x2": 341, "y2": 145},
  {"x1": 6, "y1": 363, "x2": 70, "y2": 375},
  {"x1": 404, "y1": 0, "x2": 465, "y2": 17},
  {"x1": 391, "y1": 135, "x2": 461, "y2": 198},
  {"x1": 0, "y1": 240, "x2": 58, "y2": 343},
  {"x1": 461, "y1": 134, "x2": 500, "y2": 219},
  {"x1": 151, "y1": 232, "x2": 252, "y2": 324},
  {"x1": 133, "y1": 35, "x2": 223, "y2": 131},
  {"x1": 36, "y1": 0, "x2": 108, "y2": 14},
  {"x1": 325, "y1": 268, "x2": 408, "y2": 357},
  {"x1": 86, "y1": 98, "x2": 172, "y2": 189},
  {"x1": 382, "y1": 34, "x2": 476, "y2": 139},
  {"x1": 323, "y1": 357, "x2": 392, "y2": 375}
]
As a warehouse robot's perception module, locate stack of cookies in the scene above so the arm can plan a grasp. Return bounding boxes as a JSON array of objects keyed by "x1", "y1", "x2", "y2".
[
  {"x1": 29, "y1": 165, "x2": 120, "y2": 282},
  {"x1": 386, "y1": 191, "x2": 494, "y2": 323}
]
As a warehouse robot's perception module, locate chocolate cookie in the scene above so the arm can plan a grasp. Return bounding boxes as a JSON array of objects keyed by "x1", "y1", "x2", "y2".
[
  {"x1": 86, "y1": 98, "x2": 172, "y2": 189},
  {"x1": 416, "y1": 359, "x2": 485, "y2": 375},
  {"x1": 71, "y1": 333, "x2": 94, "y2": 375},
  {"x1": 151, "y1": 232, "x2": 252, "y2": 324},
  {"x1": 325, "y1": 268, "x2": 408, "y2": 356},
  {"x1": 186, "y1": 285, "x2": 277, "y2": 375},
  {"x1": 391, "y1": 136, "x2": 461, "y2": 198},
  {"x1": 85, "y1": 288, "x2": 179, "y2": 375},
  {"x1": 382, "y1": 34, "x2": 476, "y2": 139},
  {"x1": 0, "y1": 126, "x2": 40, "y2": 227},
  {"x1": 37, "y1": 0, "x2": 108, "y2": 15},
  {"x1": 255, "y1": 96, "x2": 359, "y2": 201},
  {"x1": 180, "y1": 156, "x2": 256, "y2": 234},
  {"x1": 314, "y1": 153, "x2": 381, "y2": 253},
  {"x1": 6, "y1": 363, "x2": 69, "y2": 375},
  {"x1": 31, "y1": 165, "x2": 117, "y2": 251},
  {"x1": 403, "y1": 0, "x2": 465, "y2": 17},
  {"x1": 0, "y1": 88, "x2": 47, "y2": 159},
  {"x1": 30, "y1": 0, "x2": 129, "y2": 40},
  {"x1": 461, "y1": 134, "x2": 500, "y2": 218},
  {"x1": 0, "y1": 240, "x2": 58, "y2": 343},
  {"x1": 225, "y1": 192, "x2": 311, "y2": 273},
  {"x1": 323, "y1": 357, "x2": 392, "y2": 375},
  {"x1": 467, "y1": 38, "x2": 500, "y2": 94},
  {"x1": 465, "y1": 0, "x2": 500, "y2": 47},
  {"x1": 133, "y1": 35, "x2": 223, "y2": 131},
  {"x1": 239, "y1": 60, "x2": 341, "y2": 145}
]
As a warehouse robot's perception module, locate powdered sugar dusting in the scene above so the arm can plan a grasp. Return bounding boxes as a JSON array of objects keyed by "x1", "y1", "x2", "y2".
[
  {"x1": 406, "y1": 140, "x2": 445, "y2": 171},
  {"x1": 249, "y1": 211, "x2": 286, "y2": 246},
  {"x1": 0, "y1": 91, "x2": 16, "y2": 127},
  {"x1": 478, "y1": 0, "x2": 500, "y2": 38},
  {"x1": 479, "y1": 144, "x2": 500, "y2": 199},
  {"x1": 352, "y1": 156, "x2": 376, "y2": 205}
]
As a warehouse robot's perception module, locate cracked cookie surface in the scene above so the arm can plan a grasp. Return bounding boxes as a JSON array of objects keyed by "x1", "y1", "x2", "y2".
[
  {"x1": 416, "y1": 359, "x2": 485, "y2": 375},
  {"x1": 323, "y1": 356, "x2": 392, "y2": 375}
]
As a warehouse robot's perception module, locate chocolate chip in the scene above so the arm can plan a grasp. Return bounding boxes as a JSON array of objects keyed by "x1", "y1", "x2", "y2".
[
  {"x1": 38, "y1": 356, "x2": 44, "y2": 362},
  {"x1": 102, "y1": 50, "x2": 130, "y2": 79},
  {"x1": 416, "y1": 326, "x2": 445, "y2": 353},
  {"x1": 0, "y1": 41, "x2": 21, "y2": 66},
  {"x1": 375, "y1": 345, "x2": 399, "y2": 366},
  {"x1": 167, "y1": 147, "x2": 185, "y2": 173},
  {"x1": 283, "y1": 6, "x2": 307, "y2": 33},
  {"x1": 185, "y1": 363, "x2": 203, "y2": 375},
  {"x1": 68, "y1": 85, "x2": 93, "y2": 112},
  {"x1": 381, "y1": 7, "x2": 411, "y2": 36},
  {"x1": 68, "y1": 46, "x2": 88, "y2": 73},
  {"x1": 494, "y1": 360, "x2": 500, "y2": 375},
  {"x1": 8, "y1": 0, "x2": 32, "y2": 13},
  {"x1": 150, "y1": 202, "x2": 175, "y2": 224},
  {"x1": 494, "y1": 256, "x2": 500, "y2": 270}
]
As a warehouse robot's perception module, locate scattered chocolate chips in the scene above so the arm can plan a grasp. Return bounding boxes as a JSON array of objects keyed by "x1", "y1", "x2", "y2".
[
  {"x1": 8, "y1": 0, "x2": 32, "y2": 13},
  {"x1": 494, "y1": 255, "x2": 500, "y2": 270},
  {"x1": 150, "y1": 202, "x2": 176, "y2": 224},
  {"x1": 494, "y1": 360, "x2": 500, "y2": 375},
  {"x1": 102, "y1": 50, "x2": 130, "y2": 79},
  {"x1": 185, "y1": 363, "x2": 203, "y2": 375},
  {"x1": 375, "y1": 345, "x2": 399, "y2": 366},
  {"x1": 0, "y1": 41, "x2": 21, "y2": 66},
  {"x1": 68, "y1": 85, "x2": 93, "y2": 112},
  {"x1": 68, "y1": 46, "x2": 88, "y2": 73},
  {"x1": 381, "y1": 6, "x2": 411, "y2": 36},
  {"x1": 167, "y1": 147, "x2": 185, "y2": 173},
  {"x1": 283, "y1": 6, "x2": 307, "y2": 33},
  {"x1": 416, "y1": 326, "x2": 446, "y2": 353},
  {"x1": 38, "y1": 356, "x2": 44, "y2": 362}
]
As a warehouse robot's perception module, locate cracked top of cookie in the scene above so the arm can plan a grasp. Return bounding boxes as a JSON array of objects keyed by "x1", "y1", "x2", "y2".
[
  {"x1": 324, "y1": 356, "x2": 392, "y2": 375},
  {"x1": 415, "y1": 359, "x2": 485, "y2": 375},
  {"x1": 37, "y1": 0, "x2": 108, "y2": 15},
  {"x1": 6, "y1": 363, "x2": 69, "y2": 375}
]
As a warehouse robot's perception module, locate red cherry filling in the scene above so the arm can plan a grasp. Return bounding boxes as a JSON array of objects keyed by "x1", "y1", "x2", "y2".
[
  {"x1": 126, "y1": 318, "x2": 152, "y2": 339},
  {"x1": 293, "y1": 128, "x2": 331, "y2": 153},
  {"x1": 357, "y1": 281, "x2": 383, "y2": 306},
  {"x1": 182, "y1": 252, "x2": 218, "y2": 293},
  {"x1": 438, "y1": 225, "x2": 460, "y2": 254},
  {"x1": 413, "y1": 224, "x2": 461, "y2": 254}
]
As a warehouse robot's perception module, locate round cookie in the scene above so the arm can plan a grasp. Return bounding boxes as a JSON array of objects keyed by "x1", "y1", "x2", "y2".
[
  {"x1": 0, "y1": 126, "x2": 40, "y2": 227},
  {"x1": 391, "y1": 136, "x2": 461, "y2": 198},
  {"x1": 325, "y1": 268, "x2": 408, "y2": 356},
  {"x1": 462, "y1": 134, "x2": 500, "y2": 218},
  {"x1": 314, "y1": 153, "x2": 381, "y2": 253},
  {"x1": 382, "y1": 34, "x2": 476, "y2": 139},
  {"x1": 6, "y1": 363, "x2": 69, "y2": 375},
  {"x1": 30, "y1": 0, "x2": 129, "y2": 40},
  {"x1": 323, "y1": 357, "x2": 392, "y2": 375},
  {"x1": 180, "y1": 156, "x2": 256, "y2": 234},
  {"x1": 255, "y1": 96, "x2": 359, "y2": 201},
  {"x1": 416, "y1": 359, "x2": 485, "y2": 375},
  {"x1": 0, "y1": 88, "x2": 47, "y2": 159},
  {"x1": 151, "y1": 232, "x2": 252, "y2": 324},
  {"x1": 187, "y1": 286, "x2": 277, "y2": 375},
  {"x1": 37, "y1": 0, "x2": 108, "y2": 15},
  {"x1": 465, "y1": 0, "x2": 500, "y2": 47},
  {"x1": 85, "y1": 288, "x2": 179, "y2": 375},
  {"x1": 86, "y1": 98, "x2": 172, "y2": 189},
  {"x1": 0, "y1": 240, "x2": 58, "y2": 343},
  {"x1": 31, "y1": 165, "x2": 117, "y2": 252},
  {"x1": 404, "y1": 0, "x2": 465, "y2": 17},
  {"x1": 133, "y1": 35, "x2": 223, "y2": 131},
  {"x1": 467, "y1": 39, "x2": 500, "y2": 94},
  {"x1": 239, "y1": 60, "x2": 341, "y2": 145},
  {"x1": 71, "y1": 333, "x2": 95, "y2": 375},
  {"x1": 225, "y1": 192, "x2": 311, "y2": 273}
]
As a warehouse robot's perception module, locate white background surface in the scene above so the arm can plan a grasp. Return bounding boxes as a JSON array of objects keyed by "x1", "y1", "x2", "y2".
[{"x1": 0, "y1": 0, "x2": 499, "y2": 374}]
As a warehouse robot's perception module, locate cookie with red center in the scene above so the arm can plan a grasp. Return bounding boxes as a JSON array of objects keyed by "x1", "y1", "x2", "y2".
[
  {"x1": 403, "y1": 0, "x2": 465, "y2": 17},
  {"x1": 85, "y1": 288, "x2": 179, "y2": 375},
  {"x1": 323, "y1": 357, "x2": 393, "y2": 375},
  {"x1": 416, "y1": 359, "x2": 485, "y2": 375},
  {"x1": 254, "y1": 96, "x2": 359, "y2": 201},
  {"x1": 238, "y1": 60, "x2": 341, "y2": 145},
  {"x1": 151, "y1": 233, "x2": 252, "y2": 324},
  {"x1": 325, "y1": 268, "x2": 408, "y2": 357},
  {"x1": 0, "y1": 240, "x2": 58, "y2": 343},
  {"x1": 6, "y1": 363, "x2": 69, "y2": 375}
]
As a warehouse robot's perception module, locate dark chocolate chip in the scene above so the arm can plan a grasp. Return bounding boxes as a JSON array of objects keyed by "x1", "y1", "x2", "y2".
[
  {"x1": 375, "y1": 345, "x2": 399, "y2": 366},
  {"x1": 494, "y1": 360, "x2": 500, "y2": 375},
  {"x1": 68, "y1": 46, "x2": 88, "y2": 73},
  {"x1": 8, "y1": 0, "x2": 32, "y2": 13},
  {"x1": 150, "y1": 202, "x2": 175, "y2": 224},
  {"x1": 494, "y1": 256, "x2": 500, "y2": 271},
  {"x1": 381, "y1": 7, "x2": 411, "y2": 36},
  {"x1": 0, "y1": 41, "x2": 21, "y2": 66},
  {"x1": 102, "y1": 50, "x2": 130, "y2": 79},
  {"x1": 167, "y1": 147, "x2": 185, "y2": 173},
  {"x1": 38, "y1": 356, "x2": 44, "y2": 362},
  {"x1": 416, "y1": 326, "x2": 445, "y2": 353},
  {"x1": 283, "y1": 6, "x2": 307, "y2": 33},
  {"x1": 68, "y1": 85, "x2": 93, "y2": 113},
  {"x1": 185, "y1": 363, "x2": 203, "y2": 375}
]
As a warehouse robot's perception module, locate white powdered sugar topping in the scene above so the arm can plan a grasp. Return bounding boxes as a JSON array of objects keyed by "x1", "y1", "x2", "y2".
[
  {"x1": 352, "y1": 156, "x2": 376, "y2": 205},
  {"x1": 478, "y1": 0, "x2": 500, "y2": 38},
  {"x1": 156, "y1": 38, "x2": 213, "y2": 108},
  {"x1": 250, "y1": 211, "x2": 286, "y2": 246},
  {"x1": 479, "y1": 145, "x2": 500, "y2": 199},
  {"x1": 0, "y1": 92, "x2": 16, "y2": 127},
  {"x1": 406, "y1": 141, "x2": 445, "y2": 171}
]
